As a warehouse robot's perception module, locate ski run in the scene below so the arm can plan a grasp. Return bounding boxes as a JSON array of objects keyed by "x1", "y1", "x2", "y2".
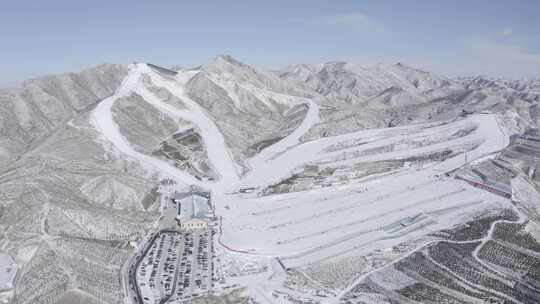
[{"x1": 91, "y1": 63, "x2": 516, "y2": 304}]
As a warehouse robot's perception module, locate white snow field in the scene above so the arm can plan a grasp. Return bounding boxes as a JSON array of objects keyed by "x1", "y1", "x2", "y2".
[
  {"x1": 90, "y1": 63, "x2": 514, "y2": 302},
  {"x1": 218, "y1": 114, "x2": 510, "y2": 264},
  {"x1": 90, "y1": 65, "x2": 201, "y2": 186},
  {"x1": 247, "y1": 98, "x2": 320, "y2": 166},
  {"x1": 139, "y1": 66, "x2": 240, "y2": 184},
  {"x1": 0, "y1": 253, "x2": 16, "y2": 291}
]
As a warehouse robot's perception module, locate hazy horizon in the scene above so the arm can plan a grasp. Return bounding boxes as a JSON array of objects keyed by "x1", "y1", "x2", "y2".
[{"x1": 2, "y1": 0, "x2": 540, "y2": 86}]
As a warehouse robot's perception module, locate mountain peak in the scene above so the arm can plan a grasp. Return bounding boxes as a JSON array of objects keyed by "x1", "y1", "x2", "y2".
[
  {"x1": 322, "y1": 61, "x2": 348, "y2": 70},
  {"x1": 214, "y1": 54, "x2": 246, "y2": 67}
]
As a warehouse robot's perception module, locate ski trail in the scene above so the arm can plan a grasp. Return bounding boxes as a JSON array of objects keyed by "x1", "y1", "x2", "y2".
[
  {"x1": 237, "y1": 119, "x2": 440, "y2": 189},
  {"x1": 237, "y1": 114, "x2": 506, "y2": 189},
  {"x1": 141, "y1": 65, "x2": 240, "y2": 186},
  {"x1": 249, "y1": 99, "x2": 320, "y2": 165},
  {"x1": 90, "y1": 64, "x2": 202, "y2": 186}
]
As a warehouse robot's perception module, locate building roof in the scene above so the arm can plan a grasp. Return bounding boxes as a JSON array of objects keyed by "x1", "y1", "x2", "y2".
[
  {"x1": 173, "y1": 191, "x2": 191, "y2": 201},
  {"x1": 175, "y1": 190, "x2": 212, "y2": 221}
]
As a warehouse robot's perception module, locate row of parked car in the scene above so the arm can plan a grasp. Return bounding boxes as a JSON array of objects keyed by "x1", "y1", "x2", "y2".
[
  {"x1": 137, "y1": 232, "x2": 183, "y2": 303},
  {"x1": 173, "y1": 229, "x2": 214, "y2": 300}
]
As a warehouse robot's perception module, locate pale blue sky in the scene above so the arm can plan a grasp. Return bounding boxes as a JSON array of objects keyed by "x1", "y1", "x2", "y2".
[{"x1": 1, "y1": 0, "x2": 539, "y2": 86}]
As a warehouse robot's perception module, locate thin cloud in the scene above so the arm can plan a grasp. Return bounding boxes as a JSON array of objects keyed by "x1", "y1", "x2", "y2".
[
  {"x1": 322, "y1": 12, "x2": 386, "y2": 33},
  {"x1": 291, "y1": 12, "x2": 386, "y2": 34}
]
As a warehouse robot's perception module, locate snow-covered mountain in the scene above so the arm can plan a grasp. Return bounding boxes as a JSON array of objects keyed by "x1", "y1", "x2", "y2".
[
  {"x1": 185, "y1": 55, "x2": 314, "y2": 173},
  {"x1": 1, "y1": 55, "x2": 540, "y2": 304},
  {"x1": 280, "y1": 61, "x2": 454, "y2": 103}
]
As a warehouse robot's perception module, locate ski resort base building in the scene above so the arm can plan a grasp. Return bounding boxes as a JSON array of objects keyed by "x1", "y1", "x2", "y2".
[
  {"x1": 173, "y1": 186, "x2": 214, "y2": 230},
  {"x1": 180, "y1": 218, "x2": 209, "y2": 230}
]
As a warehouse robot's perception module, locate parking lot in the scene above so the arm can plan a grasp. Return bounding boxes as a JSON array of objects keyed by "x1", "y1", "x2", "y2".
[
  {"x1": 170, "y1": 229, "x2": 214, "y2": 301},
  {"x1": 131, "y1": 228, "x2": 215, "y2": 303}
]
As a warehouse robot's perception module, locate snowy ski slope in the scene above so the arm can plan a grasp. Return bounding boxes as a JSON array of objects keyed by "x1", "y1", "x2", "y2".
[
  {"x1": 90, "y1": 63, "x2": 514, "y2": 302},
  {"x1": 219, "y1": 114, "x2": 510, "y2": 265}
]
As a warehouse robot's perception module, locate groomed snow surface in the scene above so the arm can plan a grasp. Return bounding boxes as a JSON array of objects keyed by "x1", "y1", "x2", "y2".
[
  {"x1": 0, "y1": 253, "x2": 16, "y2": 291},
  {"x1": 91, "y1": 64, "x2": 513, "y2": 303},
  {"x1": 219, "y1": 114, "x2": 509, "y2": 261}
]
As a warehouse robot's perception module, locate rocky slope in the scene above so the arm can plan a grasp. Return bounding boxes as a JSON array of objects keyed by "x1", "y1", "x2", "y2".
[{"x1": 0, "y1": 64, "x2": 128, "y2": 167}]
